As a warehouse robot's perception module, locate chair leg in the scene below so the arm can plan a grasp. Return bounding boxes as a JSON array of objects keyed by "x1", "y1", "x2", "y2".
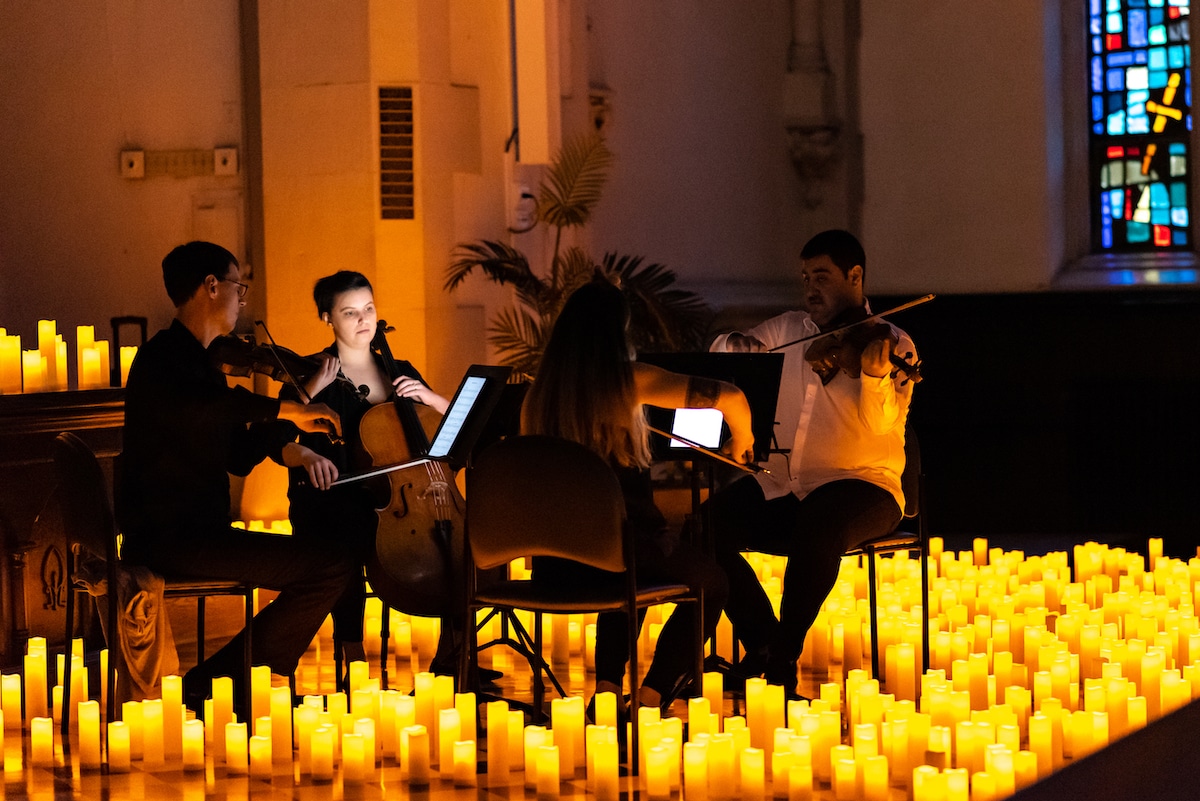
[
  {"x1": 244, "y1": 587, "x2": 254, "y2": 709},
  {"x1": 868, "y1": 548, "x2": 882, "y2": 682},
  {"x1": 532, "y1": 613, "x2": 546, "y2": 722},
  {"x1": 333, "y1": 633, "x2": 344, "y2": 693},
  {"x1": 628, "y1": 605, "x2": 640, "y2": 775},
  {"x1": 61, "y1": 559, "x2": 76, "y2": 737},
  {"x1": 380, "y1": 603, "x2": 391, "y2": 690},
  {"x1": 196, "y1": 597, "x2": 206, "y2": 665}
]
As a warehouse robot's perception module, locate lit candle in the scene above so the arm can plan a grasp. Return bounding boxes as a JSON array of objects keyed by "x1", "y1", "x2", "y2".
[
  {"x1": 182, "y1": 718, "x2": 205, "y2": 771},
  {"x1": 121, "y1": 700, "x2": 144, "y2": 761},
  {"x1": 0, "y1": 332, "x2": 21, "y2": 393},
  {"x1": 343, "y1": 732, "x2": 366, "y2": 785},
  {"x1": 439, "y1": 707, "x2": 461, "y2": 775},
  {"x1": 742, "y1": 746, "x2": 766, "y2": 801},
  {"x1": 225, "y1": 721, "x2": 248, "y2": 774},
  {"x1": 161, "y1": 674, "x2": 183, "y2": 764},
  {"x1": 76, "y1": 325, "x2": 95, "y2": 389},
  {"x1": 707, "y1": 732, "x2": 736, "y2": 800},
  {"x1": 453, "y1": 739, "x2": 477, "y2": 786},
  {"x1": 294, "y1": 705, "x2": 318, "y2": 774},
  {"x1": 703, "y1": 672, "x2": 723, "y2": 728},
  {"x1": 119, "y1": 345, "x2": 137, "y2": 387},
  {"x1": 308, "y1": 724, "x2": 333, "y2": 781},
  {"x1": 647, "y1": 745, "x2": 672, "y2": 801},
  {"x1": 537, "y1": 744, "x2": 560, "y2": 800},
  {"x1": 142, "y1": 698, "x2": 165, "y2": 769},
  {"x1": 250, "y1": 665, "x2": 271, "y2": 723},
  {"x1": 525, "y1": 725, "x2": 551, "y2": 788},
  {"x1": 551, "y1": 697, "x2": 579, "y2": 777},
  {"x1": 509, "y1": 709, "x2": 526, "y2": 771},
  {"x1": 862, "y1": 754, "x2": 889, "y2": 801},
  {"x1": 270, "y1": 685, "x2": 292, "y2": 763},
  {"x1": 55, "y1": 336, "x2": 67, "y2": 391},
  {"x1": 37, "y1": 320, "x2": 56, "y2": 389},
  {"x1": 594, "y1": 691, "x2": 618, "y2": 729},
  {"x1": 595, "y1": 731, "x2": 620, "y2": 801},
  {"x1": 832, "y1": 751, "x2": 857, "y2": 800},
  {"x1": 487, "y1": 700, "x2": 510, "y2": 782},
  {"x1": 22, "y1": 350, "x2": 44, "y2": 393},
  {"x1": 78, "y1": 700, "x2": 101, "y2": 770},
  {"x1": 403, "y1": 724, "x2": 431, "y2": 786},
  {"x1": 1, "y1": 673, "x2": 21, "y2": 730},
  {"x1": 107, "y1": 720, "x2": 131, "y2": 773},
  {"x1": 30, "y1": 716, "x2": 54, "y2": 766},
  {"x1": 788, "y1": 761, "x2": 814, "y2": 801},
  {"x1": 249, "y1": 734, "x2": 272, "y2": 778},
  {"x1": 96, "y1": 339, "x2": 110, "y2": 386}
]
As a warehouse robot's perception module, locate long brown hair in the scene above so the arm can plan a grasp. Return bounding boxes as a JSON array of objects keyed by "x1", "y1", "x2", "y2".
[{"x1": 523, "y1": 280, "x2": 651, "y2": 467}]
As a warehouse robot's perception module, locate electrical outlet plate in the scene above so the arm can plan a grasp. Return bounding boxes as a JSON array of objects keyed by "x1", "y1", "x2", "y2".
[
  {"x1": 213, "y1": 147, "x2": 238, "y2": 176},
  {"x1": 120, "y1": 150, "x2": 145, "y2": 179}
]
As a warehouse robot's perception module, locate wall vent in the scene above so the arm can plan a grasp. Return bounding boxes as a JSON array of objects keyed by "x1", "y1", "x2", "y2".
[{"x1": 379, "y1": 87, "x2": 414, "y2": 220}]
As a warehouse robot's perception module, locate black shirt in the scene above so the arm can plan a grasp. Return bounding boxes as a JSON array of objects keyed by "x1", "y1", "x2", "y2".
[{"x1": 119, "y1": 319, "x2": 285, "y2": 547}]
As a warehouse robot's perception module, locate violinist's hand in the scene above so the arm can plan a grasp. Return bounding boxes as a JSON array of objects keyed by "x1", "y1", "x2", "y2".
[
  {"x1": 279, "y1": 399, "x2": 342, "y2": 438},
  {"x1": 725, "y1": 333, "x2": 766, "y2": 353},
  {"x1": 860, "y1": 338, "x2": 893, "y2": 379},
  {"x1": 282, "y1": 443, "x2": 340, "y2": 490},
  {"x1": 303, "y1": 353, "x2": 340, "y2": 399},
  {"x1": 393, "y1": 376, "x2": 450, "y2": 414},
  {"x1": 723, "y1": 429, "x2": 756, "y2": 465}
]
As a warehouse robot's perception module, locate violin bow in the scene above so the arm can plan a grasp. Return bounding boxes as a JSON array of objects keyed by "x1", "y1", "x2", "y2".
[
  {"x1": 646, "y1": 425, "x2": 770, "y2": 475},
  {"x1": 767, "y1": 293, "x2": 936, "y2": 353},
  {"x1": 254, "y1": 320, "x2": 314, "y2": 403}
]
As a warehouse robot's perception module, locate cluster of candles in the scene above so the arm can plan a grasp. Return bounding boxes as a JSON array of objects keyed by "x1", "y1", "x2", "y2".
[
  {"x1": 2, "y1": 535, "x2": 1198, "y2": 801},
  {"x1": 0, "y1": 320, "x2": 137, "y2": 393}
]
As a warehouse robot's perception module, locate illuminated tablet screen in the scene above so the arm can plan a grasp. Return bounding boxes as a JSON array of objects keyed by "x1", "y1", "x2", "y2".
[
  {"x1": 670, "y1": 407, "x2": 724, "y2": 449},
  {"x1": 427, "y1": 375, "x2": 486, "y2": 459}
]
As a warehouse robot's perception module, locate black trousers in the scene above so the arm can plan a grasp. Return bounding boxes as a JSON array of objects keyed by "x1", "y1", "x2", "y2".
[
  {"x1": 124, "y1": 526, "x2": 357, "y2": 680},
  {"x1": 709, "y1": 477, "x2": 901, "y2": 664}
]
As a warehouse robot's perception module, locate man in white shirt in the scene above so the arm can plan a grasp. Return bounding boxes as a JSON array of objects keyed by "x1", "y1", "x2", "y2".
[{"x1": 708, "y1": 229, "x2": 917, "y2": 696}]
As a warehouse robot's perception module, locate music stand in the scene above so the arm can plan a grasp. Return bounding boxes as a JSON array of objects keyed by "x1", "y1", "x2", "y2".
[{"x1": 637, "y1": 352, "x2": 785, "y2": 463}]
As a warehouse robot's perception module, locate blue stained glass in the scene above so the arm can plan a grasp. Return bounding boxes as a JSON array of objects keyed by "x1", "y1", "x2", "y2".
[
  {"x1": 1150, "y1": 25, "x2": 1168, "y2": 43},
  {"x1": 1151, "y1": 183, "x2": 1169, "y2": 206},
  {"x1": 1152, "y1": 209, "x2": 1171, "y2": 224},
  {"x1": 1110, "y1": 93, "x2": 1126, "y2": 112},
  {"x1": 1094, "y1": 35, "x2": 1104, "y2": 53},
  {"x1": 1130, "y1": 10, "x2": 1149, "y2": 45},
  {"x1": 1172, "y1": 207, "x2": 1189, "y2": 225},
  {"x1": 1150, "y1": 69, "x2": 1168, "y2": 87},
  {"x1": 1107, "y1": 68, "x2": 1126, "y2": 91},
  {"x1": 1170, "y1": 182, "x2": 1188, "y2": 203},
  {"x1": 1109, "y1": 51, "x2": 1137, "y2": 66},
  {"x1": 1169, "y1": 44, "x2": 1186, "y2": 65},
  {"x1": 1093, "y1": 96, "x2": 1105, "y2": 120},
  {"x1": 1128, "y1": 221, "x2": 1152, "y2": 241},
  {"x1": 1128, "y1": 114, "x2": 1151, "y2": 133},
  {"x1": 1108, "y1": 12, "x2": 1124, "y2": 31},
  {"x1": 1170, "y1": 142, "x2": 1186, "y2": 153},
  {"x1": 1150, "y1": 47, "x2": 1167, "y2": 68},
  {"x1": 1095, "y1": 122, "x2": 1106, "y2": 133},
  {"x1": 1110, "y1": 189, "x2": 1126, "y2": 216},
  {"x1": 1173, "y1": 230, "x2": 1188, "y2": 245},
  {"x1": 1092, "y1": 0, "x2": 1101, "y2": 13},
  {"x1": 1137, "y1": 49, "x2": 1149, "y2": 63},
  {"x1": 1109, "y1": 111, "x2": 1128, "y2": 134},
  {"x1": 1129, "y1": 88, "x2": 1151, "y2": 103},
  {"x1": 1093, "y1": 57, "x2": 1105, "y2": 91},
  {"x1": 1109, "y1": 0, "x2": 1123, "y2": 10},
  {"x1": 1092, "y1": 16, "x2": 1103, "y2": 35},
  {"x1": 1151, "y1": 9, "x2": 1164, "y2": 24}
]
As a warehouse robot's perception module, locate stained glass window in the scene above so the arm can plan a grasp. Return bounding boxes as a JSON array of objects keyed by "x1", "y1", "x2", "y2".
[{"x1": 1089, "y1": 0, "x2": 1192, "y2": 252}]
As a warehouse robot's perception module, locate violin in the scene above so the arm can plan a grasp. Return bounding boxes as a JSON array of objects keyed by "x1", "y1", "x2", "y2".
[
  {"x1": 357, "y1": 320, "x2": 466, "y2": 619},
  {"x1": 209, "y1": 330, "x2": 365, "y2": 401},
  {"x1": 803, "y1": 306, "x2": 923, "y2": 386}
]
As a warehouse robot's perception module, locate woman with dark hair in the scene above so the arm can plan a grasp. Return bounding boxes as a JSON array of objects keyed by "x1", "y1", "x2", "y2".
[
  {"x1": 522, "y1": 278, "x2": 755, "y2": 713},
  {"x1": 279, "y1": 270, "x2": 457, "y2": 672}
]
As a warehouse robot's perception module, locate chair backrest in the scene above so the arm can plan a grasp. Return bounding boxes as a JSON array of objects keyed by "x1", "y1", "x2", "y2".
[
  {"x1": 900, "y1": 425, "x2": 921, "y2": 520},
  {"x1": 53, "y1": 432, "x2": 119, "y2": 564},
  {"x1": 466, "y1": 435, "x2": 626, "y2": 573}
]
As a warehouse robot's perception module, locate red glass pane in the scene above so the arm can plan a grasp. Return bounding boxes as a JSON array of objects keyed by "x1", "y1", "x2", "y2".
[
  {"x1": 1154, "y1": 225, "x2": 1172, "y2": 246},
  {"x1": 1128, "y1": 147, "x2": 1141, "y2": 156},
  {"x1": 1106, "y1": 34, "x2": 1123, "y2": 50},
  {"x1": 1169, "y1": 7, "x2": 1181, "y2": 19},
  {"x1": 1107, "y1": 146, "x2": 1125, "y2": 158},
  {"x1": 1126, "y1": 188, "x2": 1134, "y2": 221}
]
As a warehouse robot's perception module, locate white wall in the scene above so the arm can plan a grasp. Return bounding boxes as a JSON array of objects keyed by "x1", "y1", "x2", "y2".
[{"x1": 0, "y1": 0, "x2": 244, "y2": 353}]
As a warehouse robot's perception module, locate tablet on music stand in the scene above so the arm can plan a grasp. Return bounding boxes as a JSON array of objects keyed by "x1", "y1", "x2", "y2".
[{"x1": 426, "y1": 364, "x2": 513, "y2": 466}]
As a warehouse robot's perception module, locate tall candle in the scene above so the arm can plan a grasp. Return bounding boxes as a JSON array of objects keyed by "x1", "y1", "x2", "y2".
[
  {"x1": 37, "y1": 320, "x2": 56, "y2": 389},
  {"x1": 122, "y1": 701, "x2": 144, "y2": 760},
  {"x1": 551, "y1": 697, "x2": 579, "y2": 777},
  {"x1": 1, "y1": 674, "x2": 21, "y2": 729},
  {"x1": 22, "y1": 351, "x2": 44, "y2": 393},
  {"x1": 226, "y1": 721, "x2": 248, "y2": 774},
  {"x1": 119, "y1": 346, "x2": 137, "y2": 387},
  {"x1": 161, "y1": 675, "x2": 184, "y2": 763},
  {"x1": 403, "y1": 725, "x2": 431, "y2": 786},
  {"x1": 439, "y1": 707, "x2": 461, "y2": 774},
  {"x1": 487, "y1": 700, "x2": 510, "y2": 782},
  {"x1": 343, "y1": 732, "x2": 366, "y2": 785},
  {"x1": 537, "y1": 744, "x2": 560, "y2": 800},
  {"x1": 270, "y1": 685, "x2": 292, "y2": 763},
  {"x1": 455, "y1": 690, "x2": 476, "y2": 744},
  {"x1": 250, "y1": 665, "x2": 271, "y2": 723},
  {"x1": 525, "y1": 725, "x2": 551, "y2": 789},
  {"x1": 76, "y1": 325, "x2": 95, "y2": 387},
  {"x1": 55, "y1": 336, "x2": 67, "y2": 391},
  {"x1": 107, "y1": 720, "x2": 131, "y2": 773},
  {"x1": 182, "y1": 718, "x2": 205, "y2": 771},
  {"x1": 96, "y1": 339, "x2": 110, "y2": 387},
  {"x1": 0, "y1": 333, "x2": 20, "y2": 393},
  {"x1": 703, "y1": 672, "x2": 723, "y2": 728},
  {"x1": 78, "y1": 700, "x2": 101, "y2": 769},
  {"x1": 311, "y1": 725, "x2": 335, "y2": 781},
  {"x1": 142, "y1": 698, "x2": 165, "y2": 769},
  {"x1": 210, "y1": 676, "x2": 233, "y2": 762},
  {"x1": 595, "y1": 733, "x2": 620, "y2": 801},
  {"x1": 594, "y1": 691, "x2": 618, "y2": 729}
]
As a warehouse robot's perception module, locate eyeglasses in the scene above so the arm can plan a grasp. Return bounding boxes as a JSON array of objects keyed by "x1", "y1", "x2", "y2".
[{"x1": 219, "y1": 277, "x2": 250, "y2": 298}]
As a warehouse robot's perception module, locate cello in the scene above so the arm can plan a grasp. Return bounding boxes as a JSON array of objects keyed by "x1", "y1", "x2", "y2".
[{"x1": 357, "y1": 321, "x2": 466, "y2": 618}]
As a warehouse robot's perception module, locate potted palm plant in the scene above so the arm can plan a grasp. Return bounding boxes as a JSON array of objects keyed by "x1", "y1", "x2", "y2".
[{"x1": 445, "y1": 133, "x2": 710, "y2": 377}]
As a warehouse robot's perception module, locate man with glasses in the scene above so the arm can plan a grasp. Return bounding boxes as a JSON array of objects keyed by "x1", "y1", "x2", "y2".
[{"x1": 118, "y1": 240, "x2": 358, "y2": 715}]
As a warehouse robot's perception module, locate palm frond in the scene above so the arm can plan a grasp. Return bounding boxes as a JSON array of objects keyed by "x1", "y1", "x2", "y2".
[
  {"x1": 599, "y1": 252, "x2": 711, "y2": 352},
  {"x1": 445, "y1": 240, "x2": 542, "y2": 296},
  {"x1": 487, "y1": 305, "x2": 547, "y2": 375},
  {"x1": 539, "y1": 133, "x2": 615, "y2": 229}
]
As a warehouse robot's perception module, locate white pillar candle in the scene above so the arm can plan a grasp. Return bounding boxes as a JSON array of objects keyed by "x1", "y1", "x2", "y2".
[
  {"x1": 107, "y1": 720, "x2": 131, "y2": 773},
  {"x1": 295, "y1": 705, "x2": 318, "y2": 775},
  {"x1": 509, "y1": 709, "x2": 526, "y2": 771},
  {"x1": 37, "y1": 320, "x2": 56, "y2": 389},
  {"x1": 379, "y1": 690, "x2": 400, "y2": 759},
  {"x1": 594, "y1": 691, "x2": 618, "y2": 729},
  {"x1": 455, "y1": 691, "x2": 476, "y2": 744},
  {"x1": 250, "y1": 665, "x2": 271, "y2": 724},
  {"x1": 119, "y1": 345, "x2": 137, "y2": 387},
  {"x1": 249, "y1": 734, "x2": 272, "y2": 778},
  {"x1": 439, "y1": 707, "x2": 460, "y2": 774},
  {"x1": 270, "y1": 685, "x2": 292, "y2": 764},
  {"x1": 161, "y1": 674, "x2": 183, "y2": 763},
  {"x1": 0, "y1": 333, "x2": 21, "y2": 393},
  {"x1": 684, "y1": 740, "x2": 708, "y2": 801},
  {"x1": 142, "y1": 699, "x2": 165, "y2": 769},
  {"x1": 30, "y1": 716, "x2": 54, "y2": 767},
  {"x1": 24, "y1": 651, "x2": 48, "y2": 723},
  {"x1": 403, "y1": 725, "x2": 431, "y2": 786},
  {"x1": 525, "y1": 725, "x2": 551, "y2": 788},
  {"x1": 311, "y1": 725, "x2": 335, "y2": 782},
  {"x1": 741, "y1": 746, "x2": 766, "y2": 801},
  {"x1": 210, "y1": 676, "x2": 233, "y2": 763},
  {"x1": 453, "y1": 739, "x2": 477, "y2": 786},
  {"x1": 1, "y1": 674, "x2": 22, "y2": 730},
  {"x1": 21, "y1": 350, "x2": 44, "y2": 393},
  {"x1": 78, "y1": 700, "x2": 101, "y2": 770},
  {"x1": 355, "y1": 716, "x2": 377, "y2": 773},
  {"x1": 536, "y1": 744, "x2": 560, "y2": 800},
  {"x1": 594, "y1": 731, "x2": 620, "y2": 801},
  {"x1": 703, "y1": 672, "x2": 723, "y2": 727},
  {"x1": 550, "y1": 697, "x2": 579, "y2": 777},
  {"x1": 182, "y1": 718, "x2": 205, "y2": 771},
  {"x1": 225, "y1": 721, "x2": 248, "y2": 774},
  {"x1": 487, "y1": 700, "x2": 510, "y2": 782},
  {"x1": 342, "y1": 732, "x2": 366, "y2": 785}
]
